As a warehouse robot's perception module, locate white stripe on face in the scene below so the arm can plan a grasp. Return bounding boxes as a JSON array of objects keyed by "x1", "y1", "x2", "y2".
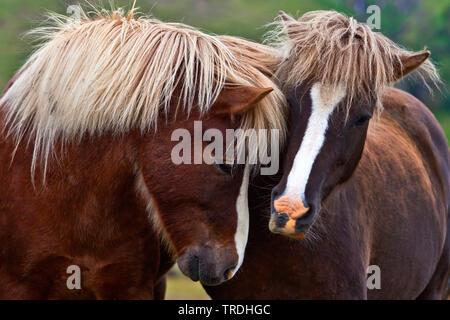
[
  {"x1": 231, "y1": 164, "x2": 250, "y2": 277},
  {"x1": 284, "y1": 83, "x2": 346, "y2": 203}
]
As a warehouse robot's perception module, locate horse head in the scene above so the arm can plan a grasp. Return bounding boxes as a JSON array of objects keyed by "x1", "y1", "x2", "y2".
[{"x1": 269, "y1": 11, "x2": 438, "y2": 239}]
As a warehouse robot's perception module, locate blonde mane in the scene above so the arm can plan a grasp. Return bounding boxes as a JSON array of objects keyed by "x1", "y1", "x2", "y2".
[
  {"x1": 0, "y1": 6, "x2": 287, "y2": 176},
  {"x1": 217, "y1": 35, "x2": 284, "y2": 77},
  {"x1": 267, "y1": 10, "x2": 440, "y2": 111}
]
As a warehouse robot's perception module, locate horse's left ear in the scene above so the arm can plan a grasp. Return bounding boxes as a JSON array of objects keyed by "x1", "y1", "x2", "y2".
[
  {"x1": 393, "y1": 51, "x2": 430, "y2": 81},
  {"x1": 279, "y1": 10, "x2": 297, "y2": 39},
  {"x1": 212, "y1": 86, "x2": 273, "y2": 115}
]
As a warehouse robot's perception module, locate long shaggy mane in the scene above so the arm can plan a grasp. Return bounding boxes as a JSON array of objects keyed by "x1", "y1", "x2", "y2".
[{"x1": 0, "y1": 5, "x2": 287, "y2": 176}]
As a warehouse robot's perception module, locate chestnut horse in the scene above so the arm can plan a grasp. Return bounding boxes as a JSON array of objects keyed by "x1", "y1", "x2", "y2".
[
  {"x1": 205, "y1": 11, "x2": 449, "y2": 299},
  {"x1": 0, "y1": 8, "x2": 287, "y2": 299}
]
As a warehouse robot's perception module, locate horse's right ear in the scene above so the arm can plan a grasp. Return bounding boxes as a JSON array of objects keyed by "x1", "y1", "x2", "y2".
[
  {"x1": 279, "y1": 10, "x2": 297, "y2": 39},
  {"x1": 393, "y1": 51, "x2": 430, "y2": 81},
  {"x1": 212, "y1": 85, "x2": 273, "y2": 116}
]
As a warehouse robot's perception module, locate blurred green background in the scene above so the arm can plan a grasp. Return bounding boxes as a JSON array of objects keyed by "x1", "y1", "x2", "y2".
[{"x1": 0, "y1": 0, "x2": 448, "y2": 299}]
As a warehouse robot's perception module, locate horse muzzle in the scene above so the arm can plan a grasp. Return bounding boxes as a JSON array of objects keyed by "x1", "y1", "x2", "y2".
[
  {"x1": 269, "y1": 195, "x2": 316, "y2": 239},
  {"x1": 176, "y1": 245, "x2": 237, "y2": 286}
]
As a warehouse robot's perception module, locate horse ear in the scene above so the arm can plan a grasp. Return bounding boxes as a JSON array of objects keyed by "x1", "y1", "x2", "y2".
[
  {"x1": 279, "y1": 10, "x2": 296, "y2": 23},
  {"x1": 279, "y1": 10, "x2": 297, "y2": 39},
  {"x1": 393, "y1": 51, "x2": 430, "y2": 81},
  {"x1": 212, "y1": 86, "x2": 273, "y2": 115}
]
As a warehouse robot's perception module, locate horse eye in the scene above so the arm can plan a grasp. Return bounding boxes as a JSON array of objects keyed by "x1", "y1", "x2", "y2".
[
  {"x1": 353, "y1": 115, "x2": 371, "y2": 127},
  {"x1": 215, "y1": 161, "x2": 236, "y2": 175}
]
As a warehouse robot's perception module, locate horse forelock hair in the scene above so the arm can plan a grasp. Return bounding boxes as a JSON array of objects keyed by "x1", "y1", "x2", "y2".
[
  {"x1": 266, "y1": 10, "x2": 440, "y2": 114},
  {"x1": 0, "y1": 5, "x2": 287, "y2": 178}
]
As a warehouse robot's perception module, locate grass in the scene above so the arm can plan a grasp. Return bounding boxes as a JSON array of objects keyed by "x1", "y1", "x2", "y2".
[
  {"x1": 0, "y1": 0, "x2": 66, "y2": 88},
  {"x1": 165, "y1": 267, "x2": 210, "y2": 300},
  {"x1": 165, "y1": 276, "x2": 210, "y2": 300}
]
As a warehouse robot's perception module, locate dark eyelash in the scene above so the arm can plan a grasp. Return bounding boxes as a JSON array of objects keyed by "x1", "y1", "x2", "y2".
[
  {"x1": 215, "y1": 161, "x2": 237, "y2": 175},
  {"x1": 354, "y1": 115, "x2": 371, "y2": 126}
]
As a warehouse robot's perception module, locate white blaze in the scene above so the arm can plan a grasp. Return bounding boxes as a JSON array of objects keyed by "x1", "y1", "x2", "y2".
[
  {"x1": 231, "y1": 164, "x2": 250, "y2": 276},
  {"x1": 285, "y1": 83, "x2": 346, "y2": 202}
]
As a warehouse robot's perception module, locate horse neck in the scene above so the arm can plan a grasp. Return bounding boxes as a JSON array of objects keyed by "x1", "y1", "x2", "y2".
[{"x1": 0, "y1": 120, "x2": 149, "y2": 239}]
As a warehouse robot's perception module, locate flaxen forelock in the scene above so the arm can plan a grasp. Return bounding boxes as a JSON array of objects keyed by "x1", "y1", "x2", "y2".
[{"x1": 266, "y1": 10, "x2": 440, "y2": 112}]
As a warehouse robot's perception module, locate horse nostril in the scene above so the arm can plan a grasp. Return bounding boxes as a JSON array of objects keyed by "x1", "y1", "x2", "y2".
[{"x1": 275, "y1": 212, "x2": 289, "y2": 228}]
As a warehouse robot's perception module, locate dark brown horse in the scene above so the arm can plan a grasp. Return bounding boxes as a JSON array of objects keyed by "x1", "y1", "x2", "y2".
[
  {"x1": 205, "y1": 11, "x2": 449, "y2": 299},
  {"x1": 0, "y1": 8, "x2": 287, "y2": 299}
]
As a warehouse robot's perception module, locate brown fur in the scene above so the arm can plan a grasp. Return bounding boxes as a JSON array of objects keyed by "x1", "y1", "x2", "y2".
[{"x1": 0, "y1": 118, "x2": 168, "y2": 299}]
